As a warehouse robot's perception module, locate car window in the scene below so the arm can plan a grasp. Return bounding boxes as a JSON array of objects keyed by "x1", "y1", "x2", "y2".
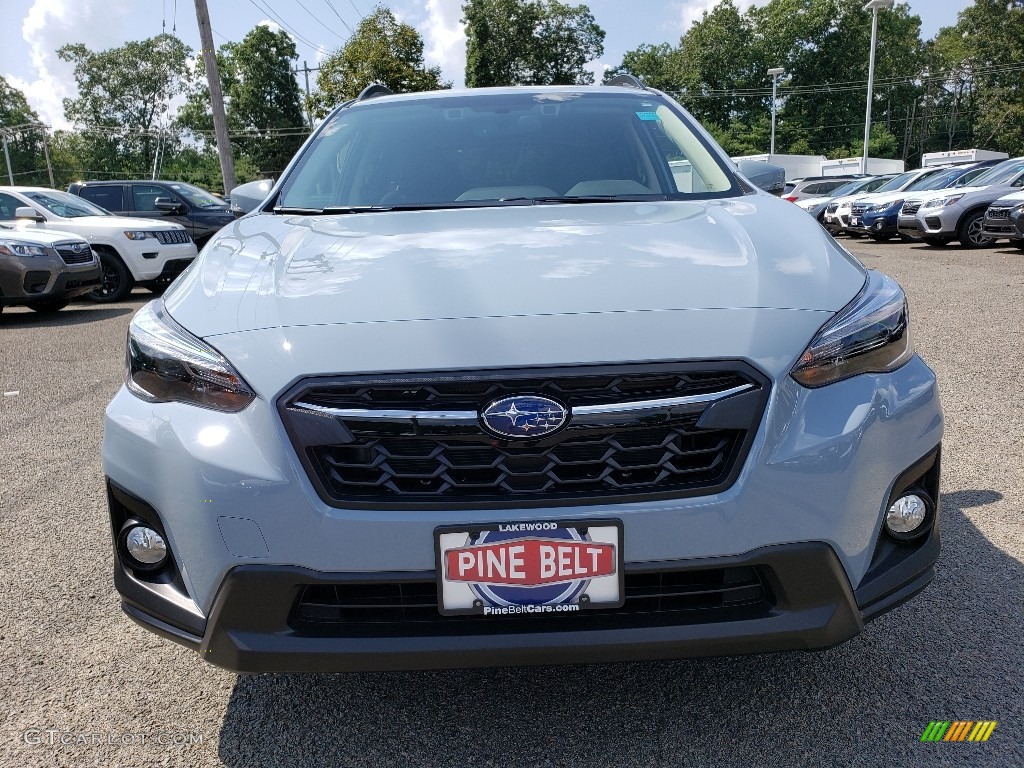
[
  {"x1": 79, "y1": 185, "x2": 125, "y2": 211},
  {"x1": 278, "y1": 92, "x2": 738, "y2": 211},
  {"x1": 22, "y1": 189, "x2": 109, "y2": 217},
  {"x1": 0, "y1": 192, "x2": 23, "y2": 220},
  {"x1": 133, "y1": 184, "x2": 175, "y2": 212},
  {"x1": 862, "y1": 176, "x2": 893, "y2": 192},
  {"x1": 971, "y1": 160, "x2": 1024, "y2": 187},
  {"x1": 875, "y1": 171, "x2": 917, "y2": 193},
  {"x1": 167, "y1": 182, "x2": 227, "y2": 208}
]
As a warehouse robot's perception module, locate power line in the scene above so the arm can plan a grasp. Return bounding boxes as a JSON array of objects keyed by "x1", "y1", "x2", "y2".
[
  {"x1": 296, "y1": 0, "x2": 351, "y2": 37},
  {"x1": 244, "y1": 0, "x2": 330, "y2": 54}
]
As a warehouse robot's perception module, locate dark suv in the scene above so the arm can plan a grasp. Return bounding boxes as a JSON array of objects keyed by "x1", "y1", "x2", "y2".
[{"x1": 67, "y1": 181, "x2": 235, "y2": 249}]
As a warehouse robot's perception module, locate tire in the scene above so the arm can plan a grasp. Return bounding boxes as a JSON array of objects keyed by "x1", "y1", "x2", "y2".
[
  {"x1": 922, "y1": 237, "x2": 952, "y2": 247},
  {"x1": 27, "y1": 298, "x2": 69, "y2": 314},
  {"x1": 957, "y1": 210, "x2": 995, "y2": 249},
  {"x1": 87, "y1": 250, "x2": 134, "y2": 302}
]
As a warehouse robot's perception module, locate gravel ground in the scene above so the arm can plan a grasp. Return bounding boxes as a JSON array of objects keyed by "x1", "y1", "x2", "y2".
[{"x1": 1, "y1": 238, "x2": 1022, "y2": 767}]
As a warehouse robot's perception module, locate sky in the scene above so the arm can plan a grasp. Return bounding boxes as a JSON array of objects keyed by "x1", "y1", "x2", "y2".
[{"x1": 0, "y1": 0, "x2": 976, "y2": 131}]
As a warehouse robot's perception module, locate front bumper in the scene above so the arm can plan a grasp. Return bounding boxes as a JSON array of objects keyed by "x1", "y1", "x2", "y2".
[
  {"x1": 982, "y1": 207, "x2": 1024, "y2": 242},
  {"x1": 858, "y1": 212, "x2": 898, "y2": 236},
  {"x1": 911, "y1": 206, "x2": 959, "y2": 237},
  {"x1": 0, "y1": 255, "x2": 100, "y2": 304},
  {"x1": 104, "y1": 350, "x2": 944, "y2": 672},
  {"x1": 114, "y1": 439, "x2": 941, "y2": 673},
  {"x1": 128, "y1": 242, "x2": 198, "y2": 281}
]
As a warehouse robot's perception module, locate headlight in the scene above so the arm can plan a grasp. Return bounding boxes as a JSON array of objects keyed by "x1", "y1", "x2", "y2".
[
  {"x1": 124, "y1": 231, "x2": 153, "y2": 240},
  {"x1": 791, "y1": 270, "x2": 913, "y2": 388},
  {"x1": 126, "y1": 301, "x2": 255, "y2": 412},
  {"x1": 923, "y1": 195, "x2": 963, "y2": 209},
  {"x1": 0, "y1": 239, "x2": 51, "y2": 257}
]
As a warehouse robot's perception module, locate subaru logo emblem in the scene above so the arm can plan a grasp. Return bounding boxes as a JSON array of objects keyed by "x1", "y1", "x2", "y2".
[
  {"x1": 71, "y1": 243, "x2": 85, "y2": 252},
  {"x1": 481, "y1": 396, "x2": 568, "y2": 439}
]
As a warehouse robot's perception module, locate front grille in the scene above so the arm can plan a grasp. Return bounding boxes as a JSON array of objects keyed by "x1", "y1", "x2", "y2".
[
  {"x1": 291, "y1": 566, "x2": 772, "y2": 637},
  {"x1": 850, "y1": 203, "x2": 868, "y2": 216},
  {"x1": 280, "y1": 365, "x2": 768, "y2": 509},
  {"x1": 902, "y1": 202, "x2": 922, "y2": 216},
  {"x1": 153, "y1": 229, "x2": 191, "y2": 245},
  {"x1": 987, "y1": 207, "x2": 1011, "y2": 220},
  {"x1": 825, "y1": 203, "x2": 838, "y2": 214},
  {"x1": 54, "y1": 243, "x2": 94, "y2": 264}
]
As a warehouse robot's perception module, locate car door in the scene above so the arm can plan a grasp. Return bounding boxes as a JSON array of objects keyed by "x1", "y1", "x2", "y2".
[
  {"x1": 77, "y1": 184, "x2": 128, "y2": 215},
  {"x1": 129, "y1": 184, "x2": 193, "y2": 236}
]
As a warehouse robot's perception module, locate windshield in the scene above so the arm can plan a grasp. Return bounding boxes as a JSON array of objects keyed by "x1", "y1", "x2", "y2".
[
  {"x1": 24, "y1": 189, "x2": 110, "y2": 218},
  {"x1": 831, "y1": 178, "x2": 875, "y2": 197},
  {"x1": 167, "y1": 182, "x2": 227, "y2": 208},
  {"x1": 904, "y1": 170, "x2": 949, "y2": 191},
  {"x1": 874, "y1": 171, "x2": 917, "y2": 193},
  {"x1": 914, "y1": 168, "x2": 967, "y2": 191},
  {"x1": 970, "y1": 159, "x2": 1024, "y2": 187},
  {"x1": 277, "y1": 91, "x2": 738, "y2": 212}
]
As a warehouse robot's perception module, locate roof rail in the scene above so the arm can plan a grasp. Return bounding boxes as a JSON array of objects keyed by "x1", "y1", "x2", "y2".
[
  {"x1": 356, "y1": 83, "x2": 394, "y2": 102},
  {"x1": 605, "y1": 73, "x2": 647, "y2": 90}
]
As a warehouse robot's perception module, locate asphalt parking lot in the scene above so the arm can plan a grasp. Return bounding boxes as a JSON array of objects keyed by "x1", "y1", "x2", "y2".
[{"x1": 1, "y1": 237, "x2": 1022, "y2": 768}]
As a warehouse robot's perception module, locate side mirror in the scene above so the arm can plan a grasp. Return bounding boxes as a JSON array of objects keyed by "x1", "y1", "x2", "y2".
[
  {"x1": 229, "y1": 179, "x2": 274, "y2": 217},
  {"x1": 736, "y1": 159, "x2": 787, "y2": 196},
  {"x1": 154, "y1": 197, "x2": 185, "y2": 214},
  {"x1": 14, "y1": 206, "x2": 45, "y2": 222}
]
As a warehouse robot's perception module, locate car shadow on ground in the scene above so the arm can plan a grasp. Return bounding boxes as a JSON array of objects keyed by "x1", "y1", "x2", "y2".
[
  {"x1": 215, "y1": 489, "x2": 1022, "y2": 768},
  {"x1": 0, "y1": 304, "x2": 137, "y2": 327}
]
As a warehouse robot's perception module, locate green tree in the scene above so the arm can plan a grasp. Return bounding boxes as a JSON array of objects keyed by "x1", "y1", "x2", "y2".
[
  {"x1": 0, "y1": 78, "x2": 49, "y2": 185},
  {"x1": 940, "y1": 0, "x2": 1024, "y2": 155},
  {"x1": 178, "y1": 25, "x2": 307, "y2": 176},
  {"x1": 310, "y1": 7, "x2": 449, "y2": 118},
  {"x1": 463, "y1": 0, "x2": 605, "y2": 87},
  {"x1": 602, "y1": 43, "x2": 684, "y2": 92},
  {"x1": 58, "y1": 34, "x2": 190, "y2": 177}
]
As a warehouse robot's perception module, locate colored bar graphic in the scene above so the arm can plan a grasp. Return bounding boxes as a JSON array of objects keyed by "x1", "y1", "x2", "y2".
[
  {"x1": 921, "y1": 721, "x2": 949, "y2": 742},
  {"x1": 921, "y1": 721, "x2": 996, "y2": 742}
]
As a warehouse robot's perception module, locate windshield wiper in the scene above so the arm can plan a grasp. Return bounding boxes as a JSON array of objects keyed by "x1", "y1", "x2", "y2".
[{"x1": 528, "y1": 195, "x2": 669, "y2": 204}]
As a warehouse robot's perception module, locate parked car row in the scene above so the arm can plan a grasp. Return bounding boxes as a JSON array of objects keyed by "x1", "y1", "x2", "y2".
[{"x1": 798, "y1": 156, "x2": 1024, "y2": 250}]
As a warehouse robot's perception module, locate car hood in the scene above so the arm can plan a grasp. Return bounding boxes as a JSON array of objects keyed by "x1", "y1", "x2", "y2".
[
  {"x1": 47, "y1": 215, "x2": 185, "y2": 231},
  {"x1": 991, "y1": 190, "x2": 1024, "y2": 205},
  {"x1": 795, "y1": 196, "x2": 831, "y2": 209},
  {"x1": 0, "y1": 225, "x2": 88, "y2": 246},
  {"x1": 164, "y1": 198, "x2": 866, "y2": 339},
  {"x1": 906, "y1": 186, "x2": 986, "y2": 203}
]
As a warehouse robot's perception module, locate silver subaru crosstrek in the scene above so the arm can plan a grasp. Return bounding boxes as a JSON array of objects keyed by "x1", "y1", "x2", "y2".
[{"x1": 103, "y1": 82, "x2": 943, "y2": 673}]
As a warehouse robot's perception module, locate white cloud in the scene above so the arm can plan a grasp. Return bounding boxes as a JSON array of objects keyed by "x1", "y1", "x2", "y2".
[
  {"x1": 419, "y1": 0, "x2": 467, "y2": 88},
  {"x1": 4, "y1": 0, "x2": 131, "y2": 131},
  {"x1": 675, "y1": 0, "x2": 769, "y2": 33}
]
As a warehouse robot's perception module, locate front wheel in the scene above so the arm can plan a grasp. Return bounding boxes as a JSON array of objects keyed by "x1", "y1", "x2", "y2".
[
  {"x1": 87, "y1": 251, "x2": 134, "y2": 302},
  {"x1": 957, "y1": 211, "x2": 995, "y2": 249},
  {"x1": 27, "y1": 298, "x2": 69, "y2": 314}
]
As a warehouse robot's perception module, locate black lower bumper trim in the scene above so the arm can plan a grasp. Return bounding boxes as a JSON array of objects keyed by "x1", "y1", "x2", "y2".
[{"x1": 189, "y1": 542, "x2": 865, "y2": 673}]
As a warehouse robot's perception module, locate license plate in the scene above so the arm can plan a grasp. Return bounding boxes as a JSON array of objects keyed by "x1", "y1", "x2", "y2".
[
  {"x1": 435, "y1": 520, "x2": 624, "y2": 616},
  {"x1": 850, "y1": 216, "x2": 861, "y2": 226}
]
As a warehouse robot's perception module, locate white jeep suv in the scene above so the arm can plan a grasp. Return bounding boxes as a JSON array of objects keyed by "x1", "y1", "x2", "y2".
[{"x1": 1, "y1": 186, "x2": 198, "y2": 301}]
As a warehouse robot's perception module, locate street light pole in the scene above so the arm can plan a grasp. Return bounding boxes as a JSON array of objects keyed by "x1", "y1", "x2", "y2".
[
  {"x1": 768, "y1": 67, "x2": 785, "y2": 161},
  {"x1": 862, "y1": 0, "x2": 894, "y2": 174}
]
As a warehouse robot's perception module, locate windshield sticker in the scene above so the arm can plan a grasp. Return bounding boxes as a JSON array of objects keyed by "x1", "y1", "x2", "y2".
[{"x1": 635, "y1": 111, "x2": 660, "y2": 121}]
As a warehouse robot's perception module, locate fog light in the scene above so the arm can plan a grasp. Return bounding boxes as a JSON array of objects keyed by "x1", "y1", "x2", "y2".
[
  {"x1": 875, "y1": 220, "x2": 885, "y2": 231},
  {"x1": 886, "y1": 494, "x2": 928, "y2": 538},
  {"x1": 121, "y1": 523, "x2": 168, "y2": 571}
]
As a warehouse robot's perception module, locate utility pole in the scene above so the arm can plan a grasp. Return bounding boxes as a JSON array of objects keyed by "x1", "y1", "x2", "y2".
[
  {"x1": 1, "y1": 131, "x2": 13, "y2": 185},
  {"x1": 193, "y1": 0, "x2": 236, "y2": 195},
  {"x1": 41, "y1": 129, "x2": 55, "y2": 187},
  {"x1": 293, "y1": 60, "x2": 318, "y2": 131}
]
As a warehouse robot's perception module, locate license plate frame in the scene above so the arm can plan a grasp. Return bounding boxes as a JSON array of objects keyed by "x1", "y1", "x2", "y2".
[{"x1": 434, "y1": 520, "x2": 625, "y2": 617}]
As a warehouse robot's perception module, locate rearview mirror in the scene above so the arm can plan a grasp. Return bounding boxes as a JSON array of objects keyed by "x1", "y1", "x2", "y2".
[
  {"x1": 154, "y1": 197, "x2": 184, "y2": 213},
  {"x1": 229, "y1": 179, "x2": 274, "y2": 217},
  {"x1": 736, "y1": 159, "x2": 787, "y2": 196},
  {"x1": 14, "y1": 206, "x2": 45, "y2": 222}
]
